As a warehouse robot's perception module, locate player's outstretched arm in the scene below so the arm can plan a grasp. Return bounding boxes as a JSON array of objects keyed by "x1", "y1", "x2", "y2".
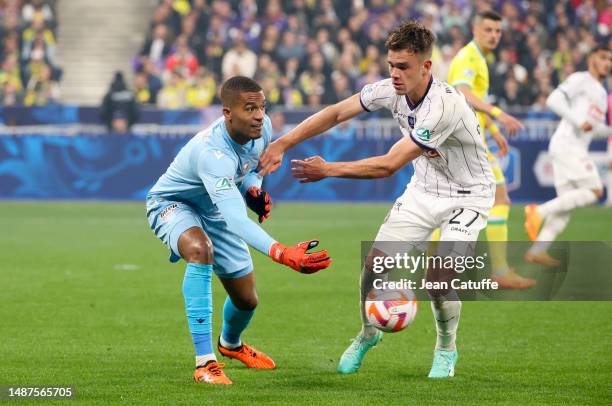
[
  {"x1": 291, "y1": 136, "x2": 423, "y2": 182},
  {"x1": 259, "y1": 93, "x2": 365, "y2": 176},
  {"x1": 216, "y1": 199, "x2": 331, "y2": 274},
  {"x1": 456, "y1": 84, "x2": 524, "y2": 136},
  {"x1": 589, "y1": 122, "x2": 612, "y2": 138},
  {"x1": 199, "y1": 150, "x2": 331, "y2": 274}
]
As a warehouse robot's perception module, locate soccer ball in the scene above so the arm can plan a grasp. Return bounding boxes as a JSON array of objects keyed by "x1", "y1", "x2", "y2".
[{"x1": 365, "y1": 288, "x2": 417, "y2": 333}]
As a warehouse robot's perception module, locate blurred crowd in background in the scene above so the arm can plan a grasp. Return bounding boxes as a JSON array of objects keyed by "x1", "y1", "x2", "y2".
[
  {"x1": 1, "y1": 0, "x2": 611, "y2": 110},
  {"x1": 0, "y1": 0, "x2": 60, "y2": 107},
  {"x1": 131, "y1": 0, "x2": 612, "y2": 110}
]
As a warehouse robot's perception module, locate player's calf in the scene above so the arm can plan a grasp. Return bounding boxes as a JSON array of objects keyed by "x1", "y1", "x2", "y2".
[
  {"x1": 183, "y1": 263, "x2": 217, "y2": 369},
  {"x1": 177, "y1": 229, "x2": 218, "y2": 371},
  {"x1": 426, "y1": 259, "x2": 461, "y2": 372}
]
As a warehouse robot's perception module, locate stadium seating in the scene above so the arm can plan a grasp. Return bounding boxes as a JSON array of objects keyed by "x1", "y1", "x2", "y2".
[
  {"x1": 0, "y1": 0, "x2": 61, "y2": 106},
  {"x1": 131, "y1": 0, "x2": 611, "y2": 109}
]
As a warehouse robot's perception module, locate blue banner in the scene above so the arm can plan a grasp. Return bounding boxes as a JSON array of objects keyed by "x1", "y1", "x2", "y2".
[
  {"x1": 0, "y1": 133, "x2": 607, "y2": 202},
  {"x1": 0, "y1": 104, "x2": 557, "y2": 127}
]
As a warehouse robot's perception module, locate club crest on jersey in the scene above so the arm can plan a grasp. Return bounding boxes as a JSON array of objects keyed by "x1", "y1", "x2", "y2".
[
  {"x1": 408, "y1": 116, "x2": 415, "y2": 128},
  {"x1": 242, "y1": 162, "x2": 250, "y2": 174},
  {"x1": 215, "y1": 177, "x2": 233, "y2": 191},
  {"x1": 463, "y1": 68, "x2": 475, "y2": 78},
  {"x1": 416, "y1": 127, "x2": 432, "y2": 141}
]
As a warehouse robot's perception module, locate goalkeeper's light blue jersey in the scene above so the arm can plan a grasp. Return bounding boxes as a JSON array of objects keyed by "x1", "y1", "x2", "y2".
[
  {"x1": 147, "y1": 115, "x2": 275, "y2": 255},
  {"x1": 148, "y1": 115, "x2": 272, "y2": 206}
]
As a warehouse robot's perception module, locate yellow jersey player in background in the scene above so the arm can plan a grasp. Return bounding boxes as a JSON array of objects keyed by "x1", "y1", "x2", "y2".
[{"x1": 447, "y1": 10, "x2": 535, "y2": 289}]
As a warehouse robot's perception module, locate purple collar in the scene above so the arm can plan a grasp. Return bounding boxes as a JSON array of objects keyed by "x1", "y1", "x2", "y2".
[{"x1": 405, "y1": 75, "x2": 433, "y2": 110}]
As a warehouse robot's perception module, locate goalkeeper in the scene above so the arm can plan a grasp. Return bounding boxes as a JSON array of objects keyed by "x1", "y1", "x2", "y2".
[{"x1": 146, "y1": 76, "x2": 331, "y2": 385}]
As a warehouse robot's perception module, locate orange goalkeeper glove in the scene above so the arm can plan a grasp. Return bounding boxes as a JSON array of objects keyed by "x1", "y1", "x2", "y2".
[
  {"x1": 269, "y1": 240, "x2": 332, "y2": 274},
  {"x1": 245, "y1": 186, "x2": 272, "y2": 223}
]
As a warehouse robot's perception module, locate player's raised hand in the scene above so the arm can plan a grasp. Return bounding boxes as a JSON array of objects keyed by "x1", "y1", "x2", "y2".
[
  {"x1": 291, "y1": 156, "x2": 328, "y2": 183},
  {"x1": 259, "y1": 140, "x2": 285, "y2": 176},
  {"x1": 498, "y1": 112, "x2": 524, "y2": 137},
  {"x1": 269, "y1": 240, "x2": 332, "y2": 274},
  {"x1": 245, "y1": 186, "x2": 272, "y2": 223}
]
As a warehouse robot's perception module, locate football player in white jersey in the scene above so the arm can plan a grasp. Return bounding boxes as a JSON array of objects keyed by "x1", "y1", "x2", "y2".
[
  {"x1": 525, "y1": 46, "x2": 612, "y2": 265},
  {"x1": 260, "y1": 21, "x2": 495, "y2": 378}
]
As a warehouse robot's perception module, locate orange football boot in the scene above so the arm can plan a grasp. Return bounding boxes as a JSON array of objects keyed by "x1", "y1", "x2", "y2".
[
  {"x1": 193, "y1": 361, "x2": 232, "y2": 385},
  {"x1": 524, "y1": 204, "x2": 543, "y2": 241},
  {"x1": 218, "y1": 341, "x2": 276, "y2": 369}
]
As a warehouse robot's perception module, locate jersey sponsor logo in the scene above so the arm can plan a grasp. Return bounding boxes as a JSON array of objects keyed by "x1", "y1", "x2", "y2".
[
  {"x1": 215, "y1": 177, "x2": 234, "y2": 191},
  {"x1": 449, "y1": 225, "x2": 470, "y2": 235},
  {"x1": 416, "y1": 127, "x2": 432, "y2": 141},
  {"x1": 160, "y1": 203, "x2": 179, "y2": 221}
]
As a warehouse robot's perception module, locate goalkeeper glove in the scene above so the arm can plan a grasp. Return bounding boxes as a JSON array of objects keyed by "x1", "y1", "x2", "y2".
[
  {"x1": 245, "y1": 186, "x2": 272, "y2": 223},
  {"x1": 269, "y1": 240, "x2": 332, "y2": 274}
]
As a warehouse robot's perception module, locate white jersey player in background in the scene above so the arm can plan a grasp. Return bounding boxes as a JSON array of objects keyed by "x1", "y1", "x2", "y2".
[
  {"x1": 525, "y1": 46, "x2": 612, "y2": 265},
  {"x1": 259, "y1": 21, "x2": 495, "y2": 378}
]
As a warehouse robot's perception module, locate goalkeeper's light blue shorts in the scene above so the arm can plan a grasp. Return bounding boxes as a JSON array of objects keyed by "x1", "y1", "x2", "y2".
[{"x1": 146, "y1": 197, "x2": 253, "y2": 279}]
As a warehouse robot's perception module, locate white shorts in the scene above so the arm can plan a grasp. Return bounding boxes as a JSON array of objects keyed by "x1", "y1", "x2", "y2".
[
  {"x1": 375, "y1": 186, "x2": 493, "y2": 247},
  {"x1": 552, "y1": 152, "x2": 603, "y2": 190}
]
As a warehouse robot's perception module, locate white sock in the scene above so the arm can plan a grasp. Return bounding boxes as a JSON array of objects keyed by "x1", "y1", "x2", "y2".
[
  {"x1": 537, "y1": 189, "x2": 597, "y2": 218},
  {"x1": 195, "y1": 354, "x2": 216, "y2": 367},
  {"x1": 219, "y1": 335, "x2": 241, "y2": 350},
  {"x1": 431, "y1": 297, "x2": 461, "y2": 351},
  {"x1": 528, "y1": 212, "x2": 570, "y2": 255}
]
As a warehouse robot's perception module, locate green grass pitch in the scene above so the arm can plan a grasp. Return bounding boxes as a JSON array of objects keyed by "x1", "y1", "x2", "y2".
[{"x1": 0, "y1": 201, "x2": 610, "y2": 405}]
